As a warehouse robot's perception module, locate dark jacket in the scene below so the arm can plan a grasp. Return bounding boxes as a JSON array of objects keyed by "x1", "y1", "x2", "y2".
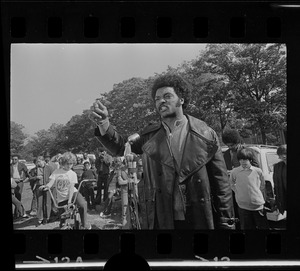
[
  {"x1": 95, "y1": 114, "x2": 235, "y2": 230},
  {"x1": 223, "y1": 145, "x2": 260, "y2": 170},
  {"x1": 27, "y1": 165, "x2": 54, "y2": 187},
  {"x1": 273, "y1": 161, "x2": 287, "y2": 214},
  {"x1": 10, "y1": 162, "x2": 28, "y2": 180},
  {"x1": 95, "y1": 158, "x2": 110, "y2": 175}
]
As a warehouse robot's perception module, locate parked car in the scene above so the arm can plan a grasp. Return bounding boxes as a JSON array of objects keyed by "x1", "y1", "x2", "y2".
[
  {"x1": 88, "y1": 154, "x2": 96, "y2": 161},
  {"x1": 76, "y1": 154, "x2": 96, "y2": 161},
  {"x1": 25, "y1": 162, "x2": 36, "y2": 171},
  {"x1": 222, "y1": 144, "x2": 286, "y2": 225}
]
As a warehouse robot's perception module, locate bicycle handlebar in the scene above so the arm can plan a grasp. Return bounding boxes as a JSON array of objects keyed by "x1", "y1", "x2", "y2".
[{"x1": 46, "y1": 179, "x2": 97, "y2": 209}]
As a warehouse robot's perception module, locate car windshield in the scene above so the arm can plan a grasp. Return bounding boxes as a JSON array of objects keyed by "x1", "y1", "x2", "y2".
[{"x1": 266, "y1": 152, "x2": 281, "y2": 172}]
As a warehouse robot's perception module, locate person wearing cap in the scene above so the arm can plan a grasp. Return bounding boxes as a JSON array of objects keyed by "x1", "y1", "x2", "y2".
[{"x1": 90, "y1": 73, "x2": 235, "y2": 230}]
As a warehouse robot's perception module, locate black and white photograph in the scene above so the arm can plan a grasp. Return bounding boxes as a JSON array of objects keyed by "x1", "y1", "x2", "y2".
[{"x1": 10, "y1": 43, "x2": 287, "y2": 231}]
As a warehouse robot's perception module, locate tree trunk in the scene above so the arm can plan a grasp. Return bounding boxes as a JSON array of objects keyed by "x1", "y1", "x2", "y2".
[{"x1": 258, "y1": 120, "x2": 267, "y2": 145}]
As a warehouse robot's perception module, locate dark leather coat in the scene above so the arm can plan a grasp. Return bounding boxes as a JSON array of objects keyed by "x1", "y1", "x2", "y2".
[
  {"x1": 273, "y1": 161, "x2": 287, "y2": 214},
  {"x1": 95, "y1": 114, "x2": 235, "y2": 229}
]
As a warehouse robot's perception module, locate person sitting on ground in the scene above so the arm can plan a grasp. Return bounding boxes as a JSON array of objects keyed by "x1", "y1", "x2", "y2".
[
  {"x1": 81, "y1": 161, "x2": 97, "y2": 210},
  {"x1": 39, "y1": 152, "x2": 91, "y2": 230}
]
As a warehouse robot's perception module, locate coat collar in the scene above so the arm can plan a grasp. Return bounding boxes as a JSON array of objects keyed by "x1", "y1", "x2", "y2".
[{"x1": 142, "y1": 114, "x2": 218, "y2": 182}]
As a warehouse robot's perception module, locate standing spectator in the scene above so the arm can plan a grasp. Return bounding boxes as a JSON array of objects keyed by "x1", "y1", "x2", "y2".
[
  {"x1": 95, "y1": 151, "x2": 110, "y2": 205},
  {"x1": 10, "y1": 154, "x2": 29, "y2": 214},
  {"x1": 100, "y1": 157, "x2": 122, "y2": 218},
  {"x1": 222, "y1": 129, "x2": 260, "y2": 170},
  {"x1": 40, "y1": 152, "x2": 91, "y2": 229},
  {"x1": 44, "y1": 151, "x2": 57, "y2": 170},
  {"x1": 229, "y1": 148, "x2": 269, "y2": 230},
  {"x1": 90, "y1": 158, "x2": 97, "y2": 174},
  {"x1": 81, "y1": 161, "x2": 97, "y2": 210},
  {"x1": 90, "y1": 73, "x2": 235, "y2": 230},
  {"x1": 273, "y1": 144, "x2": 287, "y2": 215},
  {"x1": 82, "y1": 153, "x2": 90, "y2": 164},
  {"x1": 117, "y1": 160, "x2": 131, "y2": 229},
  {"x1": 10, "y1": 154, "x2": 29, "y2": 201},
  {"x1": 34, "y1": 156, "x2": 55, "y2": 225},
  {"x1": 11, "y1": 178, "x2": 28, "y2": 219},
  {"x1": 28, "y1": 159, "x2": 38, "y2": 216},
  {"x1": 222, "y1": 129, "x2": 260, "y2": 229},
  {"x1": 72, "y1": 156, "x2": 84, "y2": 187},
  {"x1": 50, "y1": 153, "x2": 62, "y2": 170}
]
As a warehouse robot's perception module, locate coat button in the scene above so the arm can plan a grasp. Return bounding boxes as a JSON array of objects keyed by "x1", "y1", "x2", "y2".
[
  {"x1": 197, "y1": 179, "x2": 202, "y2": 183},
  {"x1": 200, "y1": 198, "x2": 205, "y2": 202}
]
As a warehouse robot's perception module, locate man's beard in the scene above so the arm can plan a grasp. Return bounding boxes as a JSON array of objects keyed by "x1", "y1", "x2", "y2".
[{"x1": 159, "y1": 98, "x2": 182, "y2": 119}]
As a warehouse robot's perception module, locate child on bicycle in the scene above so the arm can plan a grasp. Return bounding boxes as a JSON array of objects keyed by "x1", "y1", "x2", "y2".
[{"x1": 39, "y1": 152, "x2": 91, "y2": 229}]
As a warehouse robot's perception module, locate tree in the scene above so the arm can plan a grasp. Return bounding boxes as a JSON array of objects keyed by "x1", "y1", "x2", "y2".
[
  {"x1": 97, "y1": 77, "x2": 159, "y2": 138},
  {"x1": 10, "y1": 121, "x2": 27, "y2": 154},
  {"x1": 191, "y1": 43, "x2": 286, "y2": 144}
]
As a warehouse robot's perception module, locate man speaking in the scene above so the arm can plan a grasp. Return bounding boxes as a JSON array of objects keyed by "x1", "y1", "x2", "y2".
[{"x1": 90, "y1": 73, "x2": 235, "y2": 230}]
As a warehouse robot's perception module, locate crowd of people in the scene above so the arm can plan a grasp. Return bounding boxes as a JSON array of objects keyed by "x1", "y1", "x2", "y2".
[
  {"x1": 11, "y1": 73, "x2": 287, "y2": 230},
  {"x1": 90, "y1": 73, "x2": 287, "y2": 230},
  {"x1": 10, "y1": 149, "x2": 143, "y2": 229}
]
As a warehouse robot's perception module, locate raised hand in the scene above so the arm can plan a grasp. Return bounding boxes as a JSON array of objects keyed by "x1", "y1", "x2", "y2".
[{"x1": 89, "y1": 99, "x2": 109, "y2": 125}]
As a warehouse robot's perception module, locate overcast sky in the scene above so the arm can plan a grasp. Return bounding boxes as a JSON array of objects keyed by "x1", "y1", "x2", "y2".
[{"x1": 11, "y1": 43, "x2": 206, "y2": 137}]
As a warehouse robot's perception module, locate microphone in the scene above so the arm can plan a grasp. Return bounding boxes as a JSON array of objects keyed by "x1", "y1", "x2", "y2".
[{"x1": 127, "y1": 133, "x2": 140, "y2": 144}]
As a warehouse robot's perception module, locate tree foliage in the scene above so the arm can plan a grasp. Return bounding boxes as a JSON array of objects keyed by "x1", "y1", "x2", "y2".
[
  {"x1": 10, "y1": 121, "x2": 27, "y2": 154},
  {"x1": 188, "y1": 43, "x2": 286, "y2": 142},
  {"x1": 13, "y1": 43, "x2": 286, "y2": 161}
]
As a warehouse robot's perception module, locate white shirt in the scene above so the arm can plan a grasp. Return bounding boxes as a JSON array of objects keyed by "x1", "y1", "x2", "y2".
[
  {"x1": 12, "y1": 164, "x2": 21, "y2": 179},
  {"x1": 48, "y1": 168, "x2": 78, "y2": 203}
]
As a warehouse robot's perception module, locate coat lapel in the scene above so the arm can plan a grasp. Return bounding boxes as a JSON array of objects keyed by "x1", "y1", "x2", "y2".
[
  {"x1": 142, "y1": 127, "x2": 175, "y2": 169},
  {"x1": 141, "y1": 115, "x2": 218, "y2": 178},
  {"x1": 178, "y1": 115, "x2": 218, "y2": 183}
]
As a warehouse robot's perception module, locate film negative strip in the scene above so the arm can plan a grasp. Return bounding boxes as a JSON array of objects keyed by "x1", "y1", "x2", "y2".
[{"x1": 2, "y1": 0, "x2": 300, "y2": 270}]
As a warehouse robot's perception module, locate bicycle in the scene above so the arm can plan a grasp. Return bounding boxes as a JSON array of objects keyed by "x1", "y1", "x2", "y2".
[{"x1": 45, "y1": 179, "x2": 97, "y2": 229}]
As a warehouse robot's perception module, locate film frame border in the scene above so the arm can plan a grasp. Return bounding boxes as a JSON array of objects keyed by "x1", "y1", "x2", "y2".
[{"x1": 2, "y1": 0, "x2": 299, "y2": 270}]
